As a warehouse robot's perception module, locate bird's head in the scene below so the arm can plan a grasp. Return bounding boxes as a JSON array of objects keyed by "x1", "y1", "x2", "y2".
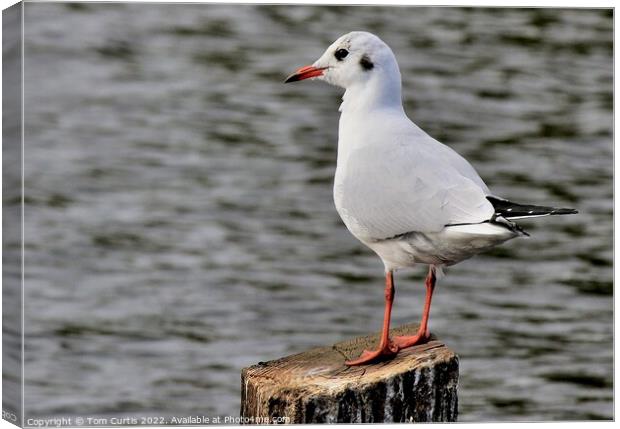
[{"x1": 285, "y1": 31, "x2": 400, "y2": 90}]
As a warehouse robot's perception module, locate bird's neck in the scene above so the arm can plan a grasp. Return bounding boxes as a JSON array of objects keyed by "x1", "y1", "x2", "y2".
[{"x1": 339, "y1": 72, "x2": 404, "y2": 115}]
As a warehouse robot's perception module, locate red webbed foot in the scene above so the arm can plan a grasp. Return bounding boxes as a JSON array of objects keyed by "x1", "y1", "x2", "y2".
[
  {"x1": 392, "y1": 330, "x2": 431, "y2": 349},
  {"x1": 345, "y1": 341, "x2": 399, "y2": 366}
]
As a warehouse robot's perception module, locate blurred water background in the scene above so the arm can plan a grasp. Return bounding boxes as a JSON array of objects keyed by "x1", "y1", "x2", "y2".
[{"x1": 16, "y1": 3, "x2": 612, "y2": 422}]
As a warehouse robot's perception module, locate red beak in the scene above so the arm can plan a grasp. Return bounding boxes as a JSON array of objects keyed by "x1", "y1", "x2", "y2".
[{"x1": 284, "y1": 65, "x2": 327, "y2": 83}]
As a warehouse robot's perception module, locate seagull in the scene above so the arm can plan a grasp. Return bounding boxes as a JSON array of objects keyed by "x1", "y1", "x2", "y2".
[{"x1": 284, "y1": 31, "x2": 577, "y2": 366}]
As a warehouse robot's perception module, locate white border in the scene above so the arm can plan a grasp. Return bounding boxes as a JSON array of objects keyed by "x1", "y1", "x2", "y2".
[{"x1": 0, "y1": 1, "x2": 615, "y2": 429}]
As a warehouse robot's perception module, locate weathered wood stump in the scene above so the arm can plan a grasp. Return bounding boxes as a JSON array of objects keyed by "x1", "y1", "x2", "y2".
[{"x1": 240, "y1": 324, "x2": 459, "y2": 423}]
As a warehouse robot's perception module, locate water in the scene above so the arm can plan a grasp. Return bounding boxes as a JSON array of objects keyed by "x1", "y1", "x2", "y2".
[{"x1": 14, "y1": 3, "x2": 612, "y2": 422}]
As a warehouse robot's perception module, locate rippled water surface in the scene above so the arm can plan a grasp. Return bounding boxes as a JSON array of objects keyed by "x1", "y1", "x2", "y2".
[{"x1": 17, "y1": 3, "x2": 612, "y2": 422}]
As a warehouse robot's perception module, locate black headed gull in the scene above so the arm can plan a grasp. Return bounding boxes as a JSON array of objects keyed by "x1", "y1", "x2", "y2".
[{"x1": 285, "y1": 31, "x2": 577, "y2": 366}]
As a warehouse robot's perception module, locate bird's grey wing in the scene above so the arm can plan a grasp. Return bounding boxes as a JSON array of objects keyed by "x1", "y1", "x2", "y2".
[
  {"x1": 412, "y1": 124, "x2": 491, "y2": 195},
  {"x1": 335, "y1": 143, "x2": 495, "y2": 240}
]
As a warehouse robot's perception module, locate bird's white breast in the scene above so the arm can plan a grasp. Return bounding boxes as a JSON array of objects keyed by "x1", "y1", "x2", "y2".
[{"x1": 333, "y1": 109, "x2": 408, "y2": 240}]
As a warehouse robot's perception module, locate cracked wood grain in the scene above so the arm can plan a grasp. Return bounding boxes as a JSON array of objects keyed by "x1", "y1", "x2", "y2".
[{"x1": 240, "y1": 323, "x2": 459, "y2": 423}]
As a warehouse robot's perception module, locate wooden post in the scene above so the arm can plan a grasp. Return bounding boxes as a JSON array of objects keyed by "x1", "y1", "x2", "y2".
[{"x1": 240, "y1": 324, "x2": 459, "y2": 423}]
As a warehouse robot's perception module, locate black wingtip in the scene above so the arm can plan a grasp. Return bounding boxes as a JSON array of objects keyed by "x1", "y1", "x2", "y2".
[
  {"x1": 552, "y1": 208, "x2": 579, "y2": 215},
  {"x1": 486, "y1": 196, "x2": 578, "y2": 219}
]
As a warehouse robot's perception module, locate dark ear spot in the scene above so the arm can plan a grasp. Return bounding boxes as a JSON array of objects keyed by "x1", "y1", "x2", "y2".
[{"x1": 359, "y1": 55, "x2": 374, "y2": 71}]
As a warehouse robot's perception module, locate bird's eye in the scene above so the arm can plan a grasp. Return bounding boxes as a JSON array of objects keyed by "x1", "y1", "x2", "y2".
[{"x1": 334, "y1": 48, "x2": 349, "y2": 61}]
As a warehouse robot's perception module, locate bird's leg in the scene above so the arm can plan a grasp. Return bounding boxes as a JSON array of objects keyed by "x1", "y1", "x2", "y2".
[
  {"x1": 393, "y1": 265, "x2": 436, "y2": 349},
  {"x1": 345, "y1": 270, "x2": 399, "y2": 366}
]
